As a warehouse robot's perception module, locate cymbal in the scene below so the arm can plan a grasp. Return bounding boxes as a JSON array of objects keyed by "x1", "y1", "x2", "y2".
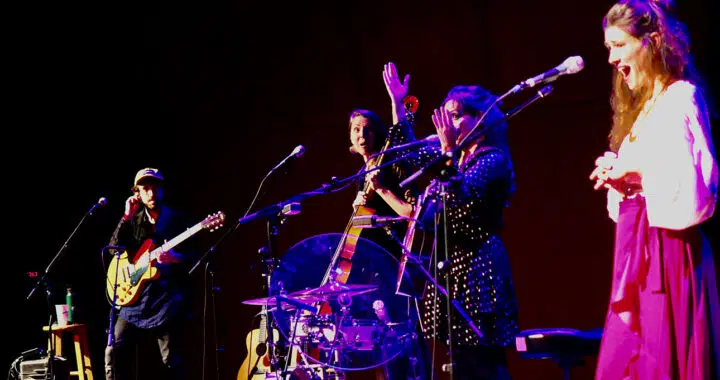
[
  {"x1": 296, "y1": 282, "x2": 378, "y2": 299},
  {"x1": 241, "y1": 292, "x2": 306, "y2": 307},
  {"x1": 241, "y1": 283, "x2": 379, "y2": 307}
]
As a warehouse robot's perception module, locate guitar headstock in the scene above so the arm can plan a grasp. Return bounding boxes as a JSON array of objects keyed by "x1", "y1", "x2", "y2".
[{"x1": 201, "y1": 211, "x2": 225, "y2": 231}]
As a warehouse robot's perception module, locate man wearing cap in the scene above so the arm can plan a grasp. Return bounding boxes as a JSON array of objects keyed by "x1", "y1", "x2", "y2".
[{"x1": 104, "y1": 168, "x2": 195, "y2": 380}]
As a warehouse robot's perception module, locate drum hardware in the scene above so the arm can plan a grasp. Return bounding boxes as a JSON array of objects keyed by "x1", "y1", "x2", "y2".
[{"x1": 241, "y1": 233, "x2": 419, "y2": 377}]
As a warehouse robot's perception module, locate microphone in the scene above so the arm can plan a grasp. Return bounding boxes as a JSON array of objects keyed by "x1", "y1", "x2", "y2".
[
  {"x1": 351, "y1": 215, "x2": 408, "y2": 228},
  {"x1": 514, "y1": 56, "x2": 584, "y2": 92},
  {"x1": 88, "y1": 197, "x2": 108, "y2": 215},
  {"x1": 373, "y1": 300, "x2": 391, "y2": 325},
  {"x1": 399, "y1": 150, "x2": 454, "y2": 188},
  {"x1": 269, "y1": 145, "x2": 305, "y2": 173}
]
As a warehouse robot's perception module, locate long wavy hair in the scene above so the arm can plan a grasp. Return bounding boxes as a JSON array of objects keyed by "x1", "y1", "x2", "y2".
[{"x1": 603, "y1": 0, "x2": 702, "y2": 151}]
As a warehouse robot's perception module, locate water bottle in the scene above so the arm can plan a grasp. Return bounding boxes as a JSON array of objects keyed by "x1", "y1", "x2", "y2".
[{"x1": 66, "y1": 287, "x2": 74, "y2": 324}]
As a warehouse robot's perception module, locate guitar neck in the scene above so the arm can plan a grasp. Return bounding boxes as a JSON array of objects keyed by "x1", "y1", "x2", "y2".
[
  {"x1": 259, "y1": 306, "x2": 267, "y2": 342},
  {"x1": 149, "y1": 222, "x2": 204, "y2": 260}
]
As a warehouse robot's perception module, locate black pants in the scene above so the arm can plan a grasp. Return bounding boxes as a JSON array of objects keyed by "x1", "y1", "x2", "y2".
[{"x1": 104, "y1": 316, "x2": 185, "y2": 380}]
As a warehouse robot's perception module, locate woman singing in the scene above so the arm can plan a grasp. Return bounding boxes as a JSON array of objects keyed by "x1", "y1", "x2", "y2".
[{"x1": 590, "y1": 1, "x2": 719, "y2": 378}]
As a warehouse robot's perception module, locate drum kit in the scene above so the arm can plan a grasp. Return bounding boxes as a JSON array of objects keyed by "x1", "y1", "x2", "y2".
[{"x1": 240, "y1": 233, "x2": 421, "y2": 379}]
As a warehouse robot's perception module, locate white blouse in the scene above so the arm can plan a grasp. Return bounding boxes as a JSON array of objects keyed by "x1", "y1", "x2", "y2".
[{"x1": 606, "y1": 80, "x2": 718, "y2": 230}]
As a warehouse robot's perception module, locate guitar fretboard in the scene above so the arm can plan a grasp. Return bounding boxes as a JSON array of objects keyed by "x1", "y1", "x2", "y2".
[{"x1": 132, "y1": 221, "x2": 205, "y2": 275}]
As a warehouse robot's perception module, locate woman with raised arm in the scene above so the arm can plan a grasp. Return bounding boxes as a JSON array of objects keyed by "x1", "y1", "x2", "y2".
[{"x1": 409, "y1": 84, "x2": 519, "y2": 379}]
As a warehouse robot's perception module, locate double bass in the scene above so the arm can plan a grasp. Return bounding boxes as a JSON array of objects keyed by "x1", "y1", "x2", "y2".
[
  {"x1": 322, "y1": 95, "x2": 420, "y2": 288},
  {"x1": 306, "y1": 97, "x2": 420, "y2": 377}
]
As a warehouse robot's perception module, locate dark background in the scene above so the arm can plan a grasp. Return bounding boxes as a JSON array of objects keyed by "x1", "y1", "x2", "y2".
[{"x1": 6, "y1": 0, "x2": 718, "y2": 379}]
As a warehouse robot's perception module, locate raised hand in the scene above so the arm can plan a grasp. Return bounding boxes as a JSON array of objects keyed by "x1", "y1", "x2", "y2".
[
  {"x1": 123, "y1": 194, "x2": 141, "y2": 221},
  {"x1": 432, "y1": 107, "x2": 458, "y2": 153},
  {"x1": 383, "y1": 62, "x2": 410, "y2": 105}
]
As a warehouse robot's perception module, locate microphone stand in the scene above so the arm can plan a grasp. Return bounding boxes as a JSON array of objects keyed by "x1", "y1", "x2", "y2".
[
  {"x1": 26, "y1": 201, "x2": 103, "y2": 380},
  {"x1": 200, "y1": 153, "x2": 426, "y2": 377},
  {"x1": 102, "y1": 244, "x2": 126, "y2": 380},
  {"x1": 438, "y1": 176, "x2": 455, "y2": 378},
  {"x1": 262, "y1": 210, "x2": 284, "y2": 373},
  {"x1": 396, "y1": 84, "x2": 554, "y2": 379},
  {"x1": 400, "y1": 84, "x2": 554, "y2": 190},
  {"x1": 188, "y1": 153, "x2": 304, "y2": 377},
  {"x1": 189, "y1": 145, "x2": 311, "y2": 276},
  {"x1": 228, "y1": 152, "x2": 415, "y2": 231}
]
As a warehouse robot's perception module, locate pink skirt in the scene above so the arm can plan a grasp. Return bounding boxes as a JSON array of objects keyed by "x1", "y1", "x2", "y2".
[{"x1": 595, "y1": 196, "x2": 720, "y2": 380}]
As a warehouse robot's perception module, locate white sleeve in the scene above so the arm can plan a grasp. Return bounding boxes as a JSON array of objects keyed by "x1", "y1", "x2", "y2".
[
  {"x1": 641, "y1": 83, "x2": 718, "y2": 230},
  {"x1": 606, "y1": 188, "x2": 621, "y2": 223}
]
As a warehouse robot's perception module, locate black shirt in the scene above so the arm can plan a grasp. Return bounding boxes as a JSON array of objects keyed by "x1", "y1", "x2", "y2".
[{"x1": 109, "y1": 205, "x2": 196, "y2": 328}]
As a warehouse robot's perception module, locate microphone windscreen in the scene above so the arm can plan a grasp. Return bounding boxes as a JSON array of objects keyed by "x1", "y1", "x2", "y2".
[
  {"x1": 292, "y1": 145, "x2": 305, "y2": 157},
  {"x1": 564, "y1": 56, "x2": 584, "y2": 74}
]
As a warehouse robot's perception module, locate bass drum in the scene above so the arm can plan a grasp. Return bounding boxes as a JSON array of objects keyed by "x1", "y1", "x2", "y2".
[{"x1": 270, "y1": 233, "x2": 418, "y2": 378}]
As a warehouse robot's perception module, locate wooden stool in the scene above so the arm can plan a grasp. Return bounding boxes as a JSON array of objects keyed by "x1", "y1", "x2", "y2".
[{"x1": 43, "y1": 324, "x2": 94, "y2": 380}]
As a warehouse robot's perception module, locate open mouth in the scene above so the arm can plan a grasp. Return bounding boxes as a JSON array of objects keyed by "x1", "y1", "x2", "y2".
[{"x1": 618, "y1": 65, "x2": 631, "y2": 80}]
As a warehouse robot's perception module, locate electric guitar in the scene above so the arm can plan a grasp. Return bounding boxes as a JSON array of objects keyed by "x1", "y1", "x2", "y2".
[
  {"x1": 106, "y1": 211, "x2": 225, "y2": 307},
  {"x1": 237, "y1": 306, "x2": 280, "y2": 380}
]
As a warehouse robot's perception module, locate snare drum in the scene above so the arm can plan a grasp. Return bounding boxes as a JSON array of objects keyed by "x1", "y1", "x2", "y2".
[
  {"x1": 289, "y1": 314, "x2": 335, "y2": 342},
  {"x1": 336, "y1": 318, "x2": 383, "y2": 351}
]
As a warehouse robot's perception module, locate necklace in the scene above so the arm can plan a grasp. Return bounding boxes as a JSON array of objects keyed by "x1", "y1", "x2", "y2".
[{"x1": 629, "y1": 84, "x2": 668, "y2": 142}]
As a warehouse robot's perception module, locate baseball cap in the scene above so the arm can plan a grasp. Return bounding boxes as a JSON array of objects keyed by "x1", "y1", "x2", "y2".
[{"x1": 133, "y1": 167, "x2": 164, "y2": 187}]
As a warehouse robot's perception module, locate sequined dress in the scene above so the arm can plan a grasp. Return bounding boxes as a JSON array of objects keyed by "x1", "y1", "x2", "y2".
[{"x1": 410, "y1": 144, "x2": 519, "y2": 347}]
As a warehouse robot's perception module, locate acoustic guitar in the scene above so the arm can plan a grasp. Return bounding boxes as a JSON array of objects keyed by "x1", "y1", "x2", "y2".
[
  {"x1": 237, "y1": 306, "x2": 281, "y2": 380},
  {"x1": 106, "y1": 211, "x2": 225, "y2": 307}
]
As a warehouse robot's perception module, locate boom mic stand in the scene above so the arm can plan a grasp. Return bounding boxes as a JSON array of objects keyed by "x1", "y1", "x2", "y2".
[
  {"x1": 26, "y1": 199, "x2": 105, "y2": 380},
  {"x1": 188, "y1": 149, "x2": 305, "y2": 378},
  {"x1": 399, "y1": 85, "x2": 554, "y2": 190}
]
